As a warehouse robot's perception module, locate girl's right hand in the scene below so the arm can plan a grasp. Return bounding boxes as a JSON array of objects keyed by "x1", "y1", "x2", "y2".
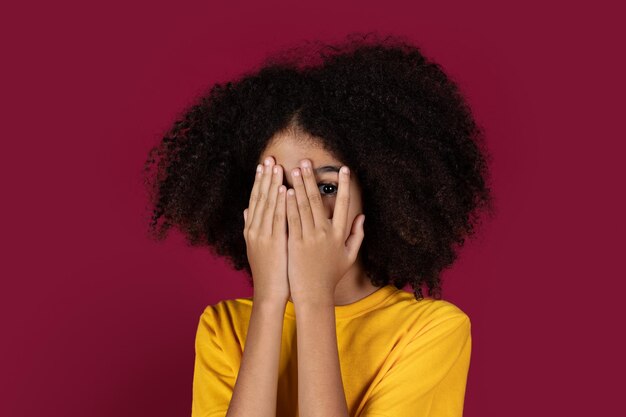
[{"x1": 243, "y1": 156, "x2": 290, "y2": 305}]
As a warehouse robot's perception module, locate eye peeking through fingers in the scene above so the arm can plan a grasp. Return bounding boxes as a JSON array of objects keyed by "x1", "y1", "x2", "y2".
[{"x1": 318, "y1": 183, "x2": 338, "y2": 197}]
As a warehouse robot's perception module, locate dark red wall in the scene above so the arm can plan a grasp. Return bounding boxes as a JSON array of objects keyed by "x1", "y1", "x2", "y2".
[{"x1": 2, "y1": 1, "x2": 623, "y2": 416}]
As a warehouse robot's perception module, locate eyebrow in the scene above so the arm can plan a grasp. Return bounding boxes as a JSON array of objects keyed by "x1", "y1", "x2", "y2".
[
  {"x1": 278, "y1": 164, "x2": 341, "y2": 187},
  {"x1": 314, "y1": 165, "x2": 341, "y2": 174}
]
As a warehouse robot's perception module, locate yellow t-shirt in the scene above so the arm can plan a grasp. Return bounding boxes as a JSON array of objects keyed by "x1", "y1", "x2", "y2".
[{"x1": 192, "y1": 284, "x2": 471, "y2": 417}]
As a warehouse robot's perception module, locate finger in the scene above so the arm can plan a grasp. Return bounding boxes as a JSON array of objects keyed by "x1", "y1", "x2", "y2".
[
  {"x1": 260, "y1": 163, "x2": 283, "y2": 235},
  {"x1": 299, "y1": 159, "x2": 326, "y2": 228},
  {"x1": 345, "y1": 214, "x2": 365, "y2": 263},
  {"x1": 286, "y1": 188, "x2": 302, "y2": 240},
  {"x1": 273, "y1": 184, "x2": 287, "y2": 237},
  {"x1": 331, "y1": 165, "x2": 351, "y2": 235},
  {"x1": 250, "y1": 157, "x2": 275, "y2": 230},
  {"x1": 291, "y1": 167, "x2": 314, "y2": 237},
  {"x1": 246, "y1": 163, "x2": 264, "y2": 228}
]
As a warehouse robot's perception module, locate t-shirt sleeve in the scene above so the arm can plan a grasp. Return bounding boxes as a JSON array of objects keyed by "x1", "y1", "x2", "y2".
[
  {"x1": 191, "y1": 306, "x2": 236, "y2": 417},
  {"x1": 360, "y1": 309, "x2": 472, "y2": 417}
]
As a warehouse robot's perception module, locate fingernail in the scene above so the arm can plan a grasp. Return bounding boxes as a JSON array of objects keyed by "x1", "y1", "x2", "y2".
[{"x1": 342, "y1": 166, "x2": 350, "y2": 175}]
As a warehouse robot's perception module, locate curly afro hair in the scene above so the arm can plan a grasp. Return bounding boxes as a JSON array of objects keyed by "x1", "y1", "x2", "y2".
[{"x1": 142, "y1": 32, "x2": 496, "y2": 301}]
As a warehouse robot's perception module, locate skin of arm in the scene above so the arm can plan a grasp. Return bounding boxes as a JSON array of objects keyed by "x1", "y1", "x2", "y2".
[
  {"x1": 295, "y1": 296, "x2": 350, "y2": 417},
  {"x1": 284, "y1": 159, "x2": 366, "y2": 417},
  {"x1": 225, "y1": 298, "x2": 285, "y2": 417}
]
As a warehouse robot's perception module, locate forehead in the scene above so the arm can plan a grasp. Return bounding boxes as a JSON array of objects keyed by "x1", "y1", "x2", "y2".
[{"x1": 258, "y1": 133, "x2": 341, "y2": 171}]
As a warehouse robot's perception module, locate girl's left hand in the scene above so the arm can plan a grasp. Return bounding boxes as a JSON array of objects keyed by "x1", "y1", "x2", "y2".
[{"x1": 286, "y1": 159, "x2": 366, "y2": 304}]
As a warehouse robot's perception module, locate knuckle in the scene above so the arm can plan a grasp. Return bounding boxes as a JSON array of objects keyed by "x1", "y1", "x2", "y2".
[
  {"x1": 297, "y1": 200, "x2": 310, "y2": 212},
  {"x1": 308, "y1": 192, "x2": 322, "y2": 206}
]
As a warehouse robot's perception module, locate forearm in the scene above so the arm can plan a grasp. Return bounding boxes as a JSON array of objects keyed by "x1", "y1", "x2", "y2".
[
  {"x1": 295, "y1": 298, "x2": 350, "y2": 417},
  {"x1": 226, "y1": 298, "x2": 285, "y2": 417}
]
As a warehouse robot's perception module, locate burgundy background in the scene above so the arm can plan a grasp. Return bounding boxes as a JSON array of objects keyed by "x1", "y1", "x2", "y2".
[{"x1": 2, "y1": 1, "x2": 624, "y2": 416}]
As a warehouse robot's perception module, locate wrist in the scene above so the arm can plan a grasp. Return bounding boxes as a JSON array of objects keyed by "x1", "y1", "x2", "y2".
[
  {"x1": 252, "y1": 295, "x2": 288, "y2": 311},
  {"x1": 292, "y1": 292, "x2": 335, "y2": 309}
]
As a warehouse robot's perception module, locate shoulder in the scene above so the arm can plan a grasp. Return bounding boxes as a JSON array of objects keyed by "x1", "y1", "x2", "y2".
[
  {"x1": 195, "y1": 296, "x2": 254, "y2": 341},
  {"x1": 389, "y1": 292, "x2": 471, "y2": 338},
  {"x1": 199, "y1": 295, "x2": 253, "y2": 318},
  {"x1": 199, "y1": 296, "x2": 253, "y2": 325},
  {"x1": 390, "y1": 289, "x2": 470, "y2": 319},
  {"x1": 416, "y1": 297, "x2": 470, "y2": 322}
]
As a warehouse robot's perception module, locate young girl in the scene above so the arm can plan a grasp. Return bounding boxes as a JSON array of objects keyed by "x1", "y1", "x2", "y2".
[{"x1": 143, "y1": 32, "x2": 494, "y2": 417}]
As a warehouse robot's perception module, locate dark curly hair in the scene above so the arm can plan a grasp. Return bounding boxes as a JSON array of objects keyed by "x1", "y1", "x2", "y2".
[{"x1": 142, "y1": 32, "x2": 496, "y2": 301}]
